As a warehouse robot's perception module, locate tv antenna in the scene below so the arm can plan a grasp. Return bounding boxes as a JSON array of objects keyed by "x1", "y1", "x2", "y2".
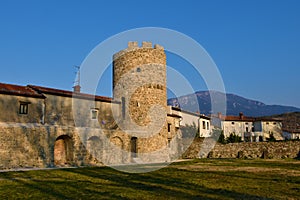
[{"x1": 74, "y1": 65, "x2": 80, "y2": 87}]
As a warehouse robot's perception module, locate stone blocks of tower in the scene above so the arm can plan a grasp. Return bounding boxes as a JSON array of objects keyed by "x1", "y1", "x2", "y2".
[{"x1": 112, "y1": 41, "x2": 169, "y2": 157}]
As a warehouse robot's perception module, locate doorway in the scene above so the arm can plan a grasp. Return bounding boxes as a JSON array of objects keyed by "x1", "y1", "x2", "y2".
[{"x1": 54, "y1": 135, "x2": 73, "y2": 166}]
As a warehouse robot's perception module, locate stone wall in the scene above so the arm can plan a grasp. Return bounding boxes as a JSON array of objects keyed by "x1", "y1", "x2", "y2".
[
  {"x1": 0, "y1": 124, "x2": 135, "y2": 169},
  {"x1": 0, "y1": 124, "x2": 91, "y2": 169},
  {"x1": 183, "y1": 138, "x2": 300, "y2": 159}
]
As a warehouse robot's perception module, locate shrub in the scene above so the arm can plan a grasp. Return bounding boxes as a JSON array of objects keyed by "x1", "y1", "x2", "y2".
[
  {"x1": 226, "y1": 133, "x2": 242, "y2": 143},
  {"x1": 267, "y1": 133, "x2": 276, "y2": 142}
]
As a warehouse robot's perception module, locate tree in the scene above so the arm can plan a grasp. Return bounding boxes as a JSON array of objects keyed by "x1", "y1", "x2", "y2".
[
  {"x1": 218, "y1": 131, "x2": 226, "y2": 144},
  {"x1": 267, "y1": 133, "x2": 276, "y2": 142},
  {"x1": 226, "y1": 133, "x2": 242, "y2": 143}
]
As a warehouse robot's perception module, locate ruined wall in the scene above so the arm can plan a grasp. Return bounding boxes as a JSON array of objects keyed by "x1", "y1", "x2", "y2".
[{"x1": 183, "y1": 138, "x2": 300, "y2": 159}]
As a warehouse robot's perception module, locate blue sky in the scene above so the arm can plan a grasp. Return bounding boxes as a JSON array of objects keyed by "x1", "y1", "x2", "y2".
[{"x1": 0, "y1": 0, "x2": 300, "y2": 107}]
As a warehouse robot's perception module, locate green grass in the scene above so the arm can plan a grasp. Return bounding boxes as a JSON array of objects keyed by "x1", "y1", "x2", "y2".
[{"x1": 0, "y1": 159, "x2": 299, "y2": 199}]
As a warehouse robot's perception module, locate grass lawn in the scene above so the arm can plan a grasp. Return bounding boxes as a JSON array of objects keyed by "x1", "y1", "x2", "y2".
[{"x1": 0, "y1": 159, "x2": 299, "y2": 199}]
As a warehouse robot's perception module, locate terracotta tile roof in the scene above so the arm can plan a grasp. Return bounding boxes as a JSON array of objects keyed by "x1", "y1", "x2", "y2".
[
  {"x1": 224, "y1": 116, "x2": 255, "y2": 122},
  {"x1": 0, "y1": 82, "x2": 45, "y2": 98},
  {"x1": 255, "y1": 117, "x2": 282, "y2": 122},
  {"x1": 167, "y1": 113, "x2": 182, "y2": 118},
  {"x1": 28, "y1": 85, "x2": 118, "y2": 103},
  {"x1": 171, "y1": 106, "x2": 181, "y2": 111},
  {"x1": 180, "y1": 109, "x2": 201, "y2": 117},
  {"x1": 213, "y1": 112, "x2": 282, "y2": 122}
]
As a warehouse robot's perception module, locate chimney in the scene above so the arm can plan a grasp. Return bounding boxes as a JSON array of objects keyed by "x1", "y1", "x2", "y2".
[
  {"x1": 218, "y1": 112, "x2": 222, "y2": 119},
  {"x1": 73, "y1": 85, "x2": 81, "y2": 93},
  {"x1": 239, "y1": 112, "x2": 244, "y2": 119}
]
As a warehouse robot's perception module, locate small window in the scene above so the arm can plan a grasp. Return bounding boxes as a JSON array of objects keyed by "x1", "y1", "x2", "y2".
[
  {"x1": 266, "y1": 122, "x2": 269, "y2": 125},
  {"x1": 245, "y1": 122, "x2": 248, "y2": 125},
  {"x1": 19, "y1": 102, "x2": 29, "y2": 114},
  {"x1": 273, "y1": 122, "x2": 277, "y2": 125},
  {"x1": 168, "y1": 123, "x2": 171, "y2": 132},
  {"x1": 231, "y1": 122, "x2": 235, "y2": 125},
  {"x1": 136, "y1": 67, "x2": 141, "y2": 72},
  {"x1": 246, "y1": 127, "x2": 249, "y2": 132},
  {"x1": 91, "y1": 109, "x2": 98, "y2": 120},
  {"x1": 121, "y1": 97, "x2": 126, "y2": 119},
  {"x1": 202, "y1": 121, "x2": 206, "y2": 129},
  {"x1": 207, "y1": 122, "x2": 209, "y2": 130}
]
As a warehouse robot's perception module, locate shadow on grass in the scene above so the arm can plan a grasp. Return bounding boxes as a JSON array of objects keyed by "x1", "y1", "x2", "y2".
[
  {"x1": 2, "y1": 160, "x2": 298, "y2": 199},
  {"x1": 63, "y1": 166, "x2": 272, "y2": 199}
]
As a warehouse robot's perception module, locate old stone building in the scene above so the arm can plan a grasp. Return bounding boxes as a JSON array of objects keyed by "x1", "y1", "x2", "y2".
[{"x1": 0, "y1": 42, "x2": 183, "y2": 169}]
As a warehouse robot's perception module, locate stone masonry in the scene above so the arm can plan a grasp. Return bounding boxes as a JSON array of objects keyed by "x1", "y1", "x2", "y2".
[
  {"x1": 183, "y1": 138, "x2": 300, "y2": 159},
  {"x1": 113, "y1": 41, "x2": 170, "y2": 162}
]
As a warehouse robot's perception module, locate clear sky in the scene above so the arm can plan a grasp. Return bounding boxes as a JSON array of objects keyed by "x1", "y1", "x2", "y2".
[{"x1": 0, "y1": 0, "x2": 299, "y2": 107}]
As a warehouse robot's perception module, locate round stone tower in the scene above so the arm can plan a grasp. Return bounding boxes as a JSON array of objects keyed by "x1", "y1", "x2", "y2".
[{"x1": 112, "y1": 41, "x2": 168, "y2": 159}]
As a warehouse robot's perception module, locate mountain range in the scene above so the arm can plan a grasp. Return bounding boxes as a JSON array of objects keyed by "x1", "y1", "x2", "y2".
[{"x1": 167, "y1": 91, "x2": 300, "y2": 117}]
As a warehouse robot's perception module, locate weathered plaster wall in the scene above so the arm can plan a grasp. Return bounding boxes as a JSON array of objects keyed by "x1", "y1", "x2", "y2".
[{"x1": 0, "y1": 94, "x2": 44, "y2": 123}]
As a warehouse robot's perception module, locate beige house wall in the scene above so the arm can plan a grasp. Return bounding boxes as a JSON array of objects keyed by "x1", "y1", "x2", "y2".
[
  {"x1": 199, "y1": 117, "x2": 211, "y2": 137},
  {"x1": 181, "y1": 112, "x2": 199, "y2": 127},
  {"x1": 222, "y1": 121, "x2": 253, "y2": 139},
  {"x1": 0, "y1": 94, "x2": 44, "y2": 123},
  {"x1": 254, "y1": 121, "x2": 283, "y2": 140}
]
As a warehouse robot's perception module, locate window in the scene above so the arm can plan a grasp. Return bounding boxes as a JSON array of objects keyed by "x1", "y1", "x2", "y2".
[
  {"x1": 266, "y1": 122, "x2": 269, "y2": 125},
  {"x1": 246, "y1": 127, "x2": 249, "y2": 132},
  {"x1": 91, "y1": 109, "x2": 98, "y2": 120},
  {"x1": 245, "y1": 122, "x2": 248, "y2": 125},
  {"x1": 207, "y1": 122, "x2": 209, "y2": 130},
  {"x1": 273, "y1": 122, "x2": 277, "y2": 125},
  {"x1": 136, "y1": 67, "x2": 141, "y2": 72},
  {"x1": 168, "y1": 123, "x2": 171, "y2": 132},
  {"x1": 121, "y1": 97, "x2": 126, "y2": 119},
  {"x1": 19, "y1": 102, "x2": 29, "y2": 114},
  {"x1": 202, "y1": 121, "x2": 206, "y2": 129},
  {"x1": 231, "y1": 122, "x2": 235, "y2": 125}
]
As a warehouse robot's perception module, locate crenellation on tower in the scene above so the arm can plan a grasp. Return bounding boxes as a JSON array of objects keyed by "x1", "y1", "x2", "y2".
[
  {"x1": 142, "y1": 41, "x2": 152, "y2": 48},
  {"x1": 128, "y1": 41, "x2": 138, "y2": 49},
  {"x1": 154, "y1": 44, "x2": 164, "y2": 50},
  {"x1": 113, "y1": 41, "x2": 165, "y2": 60}
]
